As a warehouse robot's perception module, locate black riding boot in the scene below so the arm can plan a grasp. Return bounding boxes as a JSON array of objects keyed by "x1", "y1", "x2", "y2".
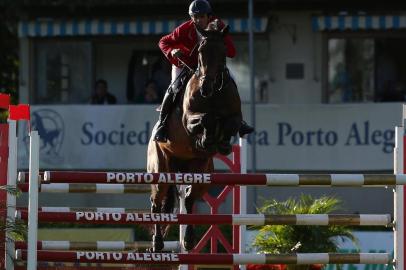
[
  {"x1": 153, "y1": 91, "x2": 175, "y2": 142},
  {"x1": 239, "y1": 120, "x2": 254, "y2": 137}
]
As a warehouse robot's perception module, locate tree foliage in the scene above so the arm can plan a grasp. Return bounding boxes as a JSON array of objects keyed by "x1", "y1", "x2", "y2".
[
  {"x1": 0, "y1": 2, "x2": 19, "y2": 101},
  {"x1": 0, "y1": 2, "x2": 19, "y2": 122}
]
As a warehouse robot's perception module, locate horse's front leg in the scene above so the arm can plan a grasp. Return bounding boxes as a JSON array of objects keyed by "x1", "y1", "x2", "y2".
[
  {"x1": 185, "y1": 113, "x2": 204, "y2": 135},
  {"x1": 196, "y1": 113, "x2": 216, "y2": 153}
]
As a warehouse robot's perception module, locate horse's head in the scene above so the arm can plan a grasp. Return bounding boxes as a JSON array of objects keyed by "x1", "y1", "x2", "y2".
[{"x1": 197, "y1": 20, "x2": 230, "y2": 98}]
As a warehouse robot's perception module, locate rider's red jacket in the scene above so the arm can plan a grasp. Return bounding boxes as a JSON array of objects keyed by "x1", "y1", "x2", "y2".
[{"x1": 159, "y1": 17, "x2": 236, "y2": 68}]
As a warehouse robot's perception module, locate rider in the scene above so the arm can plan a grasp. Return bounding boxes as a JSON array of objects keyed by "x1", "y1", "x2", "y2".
[{"x1": 154, "y1": 0, "x2": 254, "y2": 142}]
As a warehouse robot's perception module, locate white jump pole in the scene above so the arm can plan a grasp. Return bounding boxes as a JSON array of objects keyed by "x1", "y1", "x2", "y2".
[
  {"x1": 27, "y1": 131, "x2": 39, "y2": 270},
  {"x1": 179, "y1": 184, "x2": 187, "y2": 270},
  {"x1": 394, "y1": 106, "x2": 406, "y2": 269},
  {"x1": 239, "y1": 137, "x2": 247, "y2": 270},
  {"x1": 5, "y1": 120, "x2": 17, "y2": 270}
]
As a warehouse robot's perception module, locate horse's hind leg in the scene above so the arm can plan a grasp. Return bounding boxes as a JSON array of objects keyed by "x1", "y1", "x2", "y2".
[
  {"x1": 150, "y1": 184, "x2": 169, "y2": 252},
  {"x1": 183, "y1": 185, "x2": 195, "y2": 251},
  {"x1": 183, "y1": 184, "x2": 209, "y2": 251}
]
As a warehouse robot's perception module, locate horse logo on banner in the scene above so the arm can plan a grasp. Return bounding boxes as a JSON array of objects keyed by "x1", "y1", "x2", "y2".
[{"x1": 23, "y1": 109, "x2": 65, "y2": 165}]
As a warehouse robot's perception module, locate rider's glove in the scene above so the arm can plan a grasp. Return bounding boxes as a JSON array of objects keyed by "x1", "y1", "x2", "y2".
[{"x1": 171, "y1": 49, "x2": 183, "y2": 58}]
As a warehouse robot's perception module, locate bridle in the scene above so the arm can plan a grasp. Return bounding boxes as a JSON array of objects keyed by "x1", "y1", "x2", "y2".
[{"x1": 196, "y1": 37, "x2": 229, "y2": 97}]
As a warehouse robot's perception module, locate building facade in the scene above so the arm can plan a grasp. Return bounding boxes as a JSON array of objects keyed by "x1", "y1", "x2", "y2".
[{"x1": 15, "y1": 0, "x2": 406, "y2": 214}]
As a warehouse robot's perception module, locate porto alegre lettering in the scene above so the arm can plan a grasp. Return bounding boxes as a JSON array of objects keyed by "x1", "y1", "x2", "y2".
[
  {"x1": 79, "y1": 120, "x2": 394, "y2": 154},
  {"x1": 276, "y1": 121, "x2": 394, "y2": 153},
  {"x1": 75, "y1": 212, "x2": 178, "y2": 222},
  {"x1": 344, "y1": 121, "x2": 394, "y2": 153},
  {"x1": 106, "y1": 172, "x2": 211, "y2": 184},
  {"x1": 278, "y1": 122, "x2": 337, "y2": 146},
  {"x1": 76, "y1": 252, "x2": 179, "y2": 262}
]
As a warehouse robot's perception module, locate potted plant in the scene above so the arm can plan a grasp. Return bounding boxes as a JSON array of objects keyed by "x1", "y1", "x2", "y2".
[
  {"x1": 251, "y1": 194, "x2": 358, "y2": 270},
  {"x1": 0, "y1": 185, "x2": 26, "y2": 268}
]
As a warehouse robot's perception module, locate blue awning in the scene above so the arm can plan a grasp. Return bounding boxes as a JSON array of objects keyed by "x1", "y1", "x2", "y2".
[
  {"x1": 19, "y1": 17, "x2": 268, "y2": 38},
  {"x1": 312, "y1": 15, "x2": 406, "y2": 31}
]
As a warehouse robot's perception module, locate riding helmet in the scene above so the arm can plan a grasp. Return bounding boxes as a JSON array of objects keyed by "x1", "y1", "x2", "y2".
[{"x1": 188, "y1": 0, "x2": 212, "y2": 16}]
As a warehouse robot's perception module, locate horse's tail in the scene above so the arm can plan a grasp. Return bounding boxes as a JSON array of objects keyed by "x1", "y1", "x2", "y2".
[{"x1": 163, "y1": 185, "x2": 178, "y2": 237}]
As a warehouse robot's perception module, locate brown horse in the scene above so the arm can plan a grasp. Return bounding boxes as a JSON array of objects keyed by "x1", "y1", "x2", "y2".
[{"x1": 147, "y1": 21, "x2": 243, "y2": 252}]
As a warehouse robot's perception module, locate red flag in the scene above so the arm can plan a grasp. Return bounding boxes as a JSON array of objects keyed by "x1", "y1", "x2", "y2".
[
  {"x1": 0, "y1": 94, "x2": 10, "y2": 109},
  {"x1": 9, "y1": 104, "x2": 30, "y2": 121}
]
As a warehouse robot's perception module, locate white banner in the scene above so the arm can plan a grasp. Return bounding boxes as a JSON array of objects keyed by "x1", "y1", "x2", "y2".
[{"x1": 17, "y1": 103, "x2": 403, "y2": 170}]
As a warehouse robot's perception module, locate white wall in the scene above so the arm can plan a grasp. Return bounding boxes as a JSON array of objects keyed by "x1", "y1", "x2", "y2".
[{"x1": 268, "y1": 11, "x2": 322, "y2": 104}]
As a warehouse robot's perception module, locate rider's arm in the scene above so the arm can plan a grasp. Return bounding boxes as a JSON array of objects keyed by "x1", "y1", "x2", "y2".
[
  {"x1": 159, "y1": 30, "x2": 180, "y2": 66},
  {"x1": 159, "y1": 22, "x2": 192, "y2": 66}
]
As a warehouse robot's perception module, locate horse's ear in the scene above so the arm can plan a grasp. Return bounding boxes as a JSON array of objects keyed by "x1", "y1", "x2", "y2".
[{"x1": 221, "y1": 25, "x2": 230, "y2": 36}]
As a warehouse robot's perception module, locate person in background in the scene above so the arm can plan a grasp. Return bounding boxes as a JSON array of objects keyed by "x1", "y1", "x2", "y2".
[
  {"x1": 153, "y1": 0, "x2": 254, "y2": 142},
  {"x1": 138, "y1": 80, "x2": 161, "y2": 104},
  {"x1": 151, "y1": 56, "x2": 171, "y2": 100},
  {"x1": 126, "y1": 51, "x2": 148, "y2": 103},
  {"x1": 91, "y1": 79, "x2": 117, "y2": 104}
]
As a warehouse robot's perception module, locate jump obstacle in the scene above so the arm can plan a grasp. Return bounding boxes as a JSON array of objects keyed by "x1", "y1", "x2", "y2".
[
  {"x1": 5, "y1": 126, "x2": 248, "y2": 270},
  {"x1": 15, "y1": 241, "x2": 180, "y2": 252},
  {"x1": 15, "y1": 210, "x2": 392, "y2": 226},
  {"x1": 4, "y1": 106, "x2": 406, "y2": 269},
  {"x1": 35, "y1": 171, "x2": 406, "y2": 186},
  {"x1": 14, "y1": 250, "x2": 391, "y2": 265}
]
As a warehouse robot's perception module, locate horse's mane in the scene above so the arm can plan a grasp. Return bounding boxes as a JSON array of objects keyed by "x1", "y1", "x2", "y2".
[{"x1": 206, "y1": 19, "x2": 221, "y2": 32}]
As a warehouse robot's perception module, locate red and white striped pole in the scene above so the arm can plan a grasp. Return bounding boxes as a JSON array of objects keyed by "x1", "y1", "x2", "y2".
[
  {"x1": 16, "y1": 211, "x2": 392, "y2": 226},
  {"x1": 15, "y1": 250, "x2": 391, "y2": 265},
  {"x1": 15, "y1": 240, "x2": 180, "y2": 251},
  {"x1": 42, "y1": 171, "x2": 406, "y2": 186}
]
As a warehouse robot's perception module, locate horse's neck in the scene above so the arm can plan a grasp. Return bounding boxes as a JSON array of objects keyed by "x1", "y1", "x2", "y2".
[{"x1": 184, "y1": 75, "x2": 210, "y2": 113}]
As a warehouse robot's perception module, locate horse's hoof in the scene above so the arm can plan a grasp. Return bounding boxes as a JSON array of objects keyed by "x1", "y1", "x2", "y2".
[
  {"x1": 182, "y1": 239, "x2": 195, "y2": 251},
  {"x1": 217, "y1": 143, "x2": 232, "y2": 155},
  {"x1": 152, "y1": 235, "x2": 164, "y2": 252},
  {"x1": 183, "y1": 226, "x2": 195, "y2": 251}
]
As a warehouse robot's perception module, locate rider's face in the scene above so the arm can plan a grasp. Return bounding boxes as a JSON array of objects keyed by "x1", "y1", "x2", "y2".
[{"x1": 191, "y1": 14, "x2": 210, "y2": 30}]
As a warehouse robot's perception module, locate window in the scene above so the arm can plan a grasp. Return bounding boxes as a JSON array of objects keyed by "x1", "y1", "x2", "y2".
[
  {"x1": 35, "y1": 41, "x2": 91, "y2": 104},
  {"x1": 327, "y1": 37, "x2": 406, "y2": 103},
  {"x1": 227, "y1": 38, "x2": 270, "y2": 103}
]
